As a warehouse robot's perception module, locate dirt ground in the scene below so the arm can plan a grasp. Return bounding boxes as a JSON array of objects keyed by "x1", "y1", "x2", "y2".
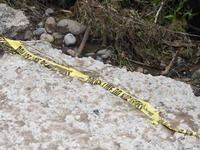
[{"x1": 18, "y1": 1, "x2": 200, "y2": 97}]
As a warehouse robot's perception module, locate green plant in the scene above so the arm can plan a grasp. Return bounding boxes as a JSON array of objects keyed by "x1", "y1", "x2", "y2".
[{"x1": 148, "y1": 0, "x2": 196, "y2": 31}]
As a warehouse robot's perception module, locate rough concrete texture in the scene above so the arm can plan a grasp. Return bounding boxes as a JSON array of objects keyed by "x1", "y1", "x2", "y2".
[
  {"x1": 0, "y1": 4, "x2": 29, "y2": 38},
  {"x1": 0, "y1": 42, "x2": 200, "y2": 150}
]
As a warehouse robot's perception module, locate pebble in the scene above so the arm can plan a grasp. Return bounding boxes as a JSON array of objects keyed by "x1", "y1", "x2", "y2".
[
  {"x1": 176, "y1": 57, "x2": 185, "y2": 66},
  {"x1": 45, "y1": 8, "x2": 54, "y2": 16},
  {"x1": 194, "y1": 89, "x2": 200, "y2": 96},
  {"x1": 64, "y1": 33, "x2": 76, "y2": 46},
  {"x1": 97, "y1": 49, "x2": 112, "y2": 58},
  {"x1": 33, "y1": 28, "x2": 46, "y2": 36},
  {"x1": 45, "y1": 17, "x2": 56, "y2": 25},
  {"x1": 96, "y1": 56, "x2": 103, "y2": 62},
  {"x1": 57, "y1": 19, "x2": 86, "y2": 35},
  {"x1": 24, "y1": 30, "x2": 33, "y2": 40},
  {"x1": 143, "y1": 69, "x2": 149, "y2": 74},
  {"x1": 102, "y1": 53, "x2": 111, "y2": 59},
  {"x1": 52, "y1": 32, "x2": 64, "y2": 40},
  {"x1": 127, "y1": 54, "x2": 133, "y2": 59},
  {"x1": 37, "y1": 22, "x2": 44, "y2": 28},
  {"x1": 40, "y1": 33, "x2": 54, "y2": 43},
  {"x1": 167, "y1": 70, "x2": 179, "y2": 78},
  {"x1": 85, "y1": 52, "x2": 95, "y2": 57},
  {"x1": 136, "y1": 67, "x2": 144, "y2": 73},
  {"x1": 66, "y1": 49, "x2": 76, "y2": 57},
  {"x1": 53, "y1": 39, "x2": 63, "y2": 46},
  {"x1": 96, "y1": 49, "x2": 108, "y2": 55},
  {"x1": 93, "y1": 109, "x2": 100, "y2": 115},
  {"x1": 192, "y1": 69, "x2": 200, "y2": 79},
  {"x1": 61, "y1": 47, "x2": 68, "y2": 54},
  {"x1": 105, "y1": 60, "x2": 112, "y2": 64},
  {"x1": 45, "y1": 17, "x2": 56, "y2": 33}
]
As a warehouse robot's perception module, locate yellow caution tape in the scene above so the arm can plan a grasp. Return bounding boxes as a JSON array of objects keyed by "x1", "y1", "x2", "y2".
[{"x1": 1, "y1": 37, "x2": 200, "y2": 139}]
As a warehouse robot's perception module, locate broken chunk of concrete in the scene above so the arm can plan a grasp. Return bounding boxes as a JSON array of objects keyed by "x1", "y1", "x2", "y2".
[
  {"x1": 0, "y1": 4, "x2": 29, "y2": 38},
  {"x1": 0, "y1": 42, "x2": 199, "y2": 149}
]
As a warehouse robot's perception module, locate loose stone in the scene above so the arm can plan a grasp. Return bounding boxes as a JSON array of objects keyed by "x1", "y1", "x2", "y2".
[
  {"x1": 52, "y1": 32, "x2": 64, "y2": 40},
  {"x1": 96, "y1": 56, "x2": 103, "y2": 62},
  {"x1": 192, "y1": 69, "x2": 200, "y2": 79},
  {"x1": 40, "y1": 33, "x2": 54, "y2": 43},
  {"x1": 57, "y1": 19, "x2": 86, "y2": 35},
  {"x1": 24, "y1": 30, "x2": 33, "y2": 40},
  {"x1": 37, "y1": 22, "x2": 44, "y2": 28},
  {"x1": 97, "y1": 49, "x2": 112, "y2": 58},
  {"x1": 66, "y1": 48, "x2": 76, "y2": 57},
  {"x1": 45, "y1": 8, "x2": 54, "y2": 16},
  {"x1": 64, "y1": 33, "x2": 76, "y2": 46},
  {"x1": 33, "y1": 28, "x2": 47, "y2": 36}
]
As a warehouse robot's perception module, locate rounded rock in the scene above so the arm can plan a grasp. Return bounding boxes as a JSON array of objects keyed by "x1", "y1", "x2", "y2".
[
  {"x1": 96, "y1": 56, "x2": 103, "y2": 62},
  {"x1": 66, "y1": 49, "x2": 76, "y2": 57},
  {"x1": 45, "y1": 8, "x2": 54, "y2": 16},
  {"x1": 33, "y1": 28, "x2": 46, "y2": 36},
  {"x1": 40, "y1": 33, "x2": 54, "y2": 43},
  {"x1": 85, "y1": 52, "x2": 95, "y2": 57},
  {"x1": 52, "y1": 32, "x2": 64, "y2": 40},
  {"x1": 24, "y1": 30, "x2": 33, "y2": 40},
  {"x1": 57, "y1": 19, "x2": 86, "y2": 35},
  {"x1": 105, "y1": 60, "x2": 112, "y2": 64},
  {"x1": 176, "y1": 57, "x2": 185, "y2": 66},
  {"x1": 144, "y1": 69, "x2": 149, "y2": 74},
  {"x1": 93, "y1": 109, "x2": 100, "y2": 115},
  {"x1": 45, "y1": 17, "x2": 56, "y2": 33},
  {"x1": 136, "y1": 67, "x2": 144, "y2": 73},
  {"x1": 45, "y1": 17, "x2": 56, "y2": 25},
  {"x1": 64, "y1": 33, "x2": 76, "y2": 46},
  {"x1": 37, "y1": 22, "x2": 44, "y2": 28},
  {"x1": 192, "y1": 69, "x2": 200, "y2": 79},
  {"x1": 97, "y1": 49, "x2": 112, "y2": 58}
]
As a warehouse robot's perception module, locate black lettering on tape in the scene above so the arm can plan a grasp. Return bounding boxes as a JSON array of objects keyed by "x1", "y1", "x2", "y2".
[
  {"x1": 59, "y1": 70, "x2": 71, "y2": 76},
  {"x1": 103, "y1": 83, "x2": 114, "y2": 91},
  {"x1": 44, "y1": 63, "x2": 51, "y2": 68},
  {"x1": 120, "y1": 93, "x2": 131, "y2": 100},
  {"x1": 33, "y1": 57, "x2": 42, "y2": 63},
  {"x1": 112, "y1": 88, "x2": 123, "y2": 96},
  {"x1": 93, "y1": 79, "x2": 101, "y2": 85},
  {"x1": 86, "y1": 77, "x2": 96, "y2": 83},
  {"x1": 102, "y1": 82, "x2": 107, "y2": 87},
  {"x1": 41, "y1": 60, "x2": 46, "y2": 65},
  {"x1": 16, "y1": 46, "x2": 25, "y2": 55},
  {"x1": 43, "y1": 62, "x2": 55, "y2": 70},
  {"x1": 23, "y1": 53, "x2": 32, "y2": 59},
  {"x1": 128, "y1": 98, "x2": 144, "y2": 109}
]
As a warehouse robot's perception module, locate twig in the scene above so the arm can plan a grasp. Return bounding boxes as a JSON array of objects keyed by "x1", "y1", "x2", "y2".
[
  {"x1": 162, "y1": 50, "x2": 180, "y2": 75},
  {"x1": 20, "y1": 40, "x2": 47, "y2": 43},
  {"x1": 163, "y1": 39, "x2": 200, "y2": 47},
  {"x1": 129, "y1": 59, "x2": 164, "y2": 70},
  {"x1": 0, "y1": 39, "x2": 47, "y2": 43},
  {"x1": 23, "y1": 43, "x2": 59, "y2": 63},
  {"x1": 75, "y1": 26, "x2": 91, "y2": 57},
  {"x1": 154, "y1": 2, "x2": 164, "y2": 24}
]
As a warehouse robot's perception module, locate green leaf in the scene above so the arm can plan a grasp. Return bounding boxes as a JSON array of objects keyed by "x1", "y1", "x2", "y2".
[
  {"x1": 163, "y1": 15, "x2": 175, "y2": 19},
  {"x1": 146, "y1": 49, "x2": 158, "y2": 57}
]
